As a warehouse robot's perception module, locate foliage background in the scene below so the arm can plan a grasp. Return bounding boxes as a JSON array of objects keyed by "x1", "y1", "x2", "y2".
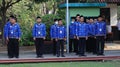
[
  {"x1": 11, "y1": 0, "x2": 65, "y2": 46},
  {"x1": 0, "y1": 0, "x2": 120, "y2": 46}
]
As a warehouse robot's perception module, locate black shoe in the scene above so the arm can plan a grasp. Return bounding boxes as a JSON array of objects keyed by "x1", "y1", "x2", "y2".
[
  {"x1": 8, "y1": 57, "x2": 13, "y2": 59},
  {"x1": 93, "y1": 52, "x2": 97, "y2": 55},
  {"x1": 8, "y1": 56, "x2": 14, "y2": 58},
  {"x1": 36, "y1": 55, "x2": 43, "y2": 58},
  {"x1": 76, "y1": 53, "x2": 79, "y2": 55},
  {"x1": 61, "y1": 55, "x2": 65, "y2": 57},
  {"x1": 97, "y1": 54, "x2": 104, "y2": 56},
  {"x1": 79, "y1": 54, "x2": 86, "y2": 57},
  {"x1": 40, "y1": 55, "x2": 44, "y2": 58},
  {"x1": 100, "y1": 54, "x2": 105, "y2": 56},
  {"x1": 69, "y1": 51, "x2": 72, "y2": 53},
  {"x1": 15, "y1": 56, "x2": 19, "y2": 58},
  {"x1": 57, "y1": 55, "x2": 60, "y2": 57}
]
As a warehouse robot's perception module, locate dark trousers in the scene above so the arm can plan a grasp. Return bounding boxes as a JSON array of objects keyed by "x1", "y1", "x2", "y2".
[
  {"x1": 119, "y1": 30, "x2": 120, "y2": 40},
  {"x1": 56, "y1": 40, "x2": 64, "y2": 56},
  {"x1": 69, "y1": 39, "x2": 76, "y2": 52},
  {"x1": 96, "y1": 36, "x2": 105, "y2": 55},
  {"x1": 86, "y1": 37, "x2": 96, "y2": 53},
  {"x1": 7, "y1": 38, "x2": 19, "y2": 58},
  {"x1": 74, "y1": 39, "x2": 79, "y2": 54},
  {"x1": 53, "y1": 39, "x2": 57, "y2": 55},
  {"x1": 35, "y1": 38, "x2": 44, "y2": 56},
  {"x1": 78, "y1": 38, "x2": 86, "y2": 55}
]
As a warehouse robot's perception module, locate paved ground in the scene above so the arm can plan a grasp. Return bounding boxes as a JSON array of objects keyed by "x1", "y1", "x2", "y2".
[
  {"x1": 105, "y1": 42, "x2": 120, "y2": 50},
  {"x1": 0, "y1": 50, "x2": 120, "y2": 60},
  {"x1": 0, "y1": 43, "x2": 119, "y2": 60}
]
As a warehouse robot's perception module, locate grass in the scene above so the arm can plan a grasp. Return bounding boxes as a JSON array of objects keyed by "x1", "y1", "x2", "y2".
[{"x1": 0, "y1": 61, "x2": 120, "y2": 67}]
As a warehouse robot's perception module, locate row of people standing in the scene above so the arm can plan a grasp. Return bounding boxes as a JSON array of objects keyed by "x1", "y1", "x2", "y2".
[
  {"x1": 4, "y1": 14, "x2": 106, "y2": 58},
  {"x1": 33, "y1": 17, "x2": 66, "y2": 58},
  {"x1": 69, "y1": 14, "x2": 106, "y2": 56},
  {"x1": 4, "y1": 16, "x2": 66, "y2": 58}
]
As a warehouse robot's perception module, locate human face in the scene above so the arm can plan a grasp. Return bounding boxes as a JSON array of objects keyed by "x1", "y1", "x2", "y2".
[
  {"x1": 80, "y1": 17, "x2": 84, "y2": 22},
  {"x1": 9, "y1": 17, "x2": 13, "y2": 21},
  {"x1": 76, "y1": 16, "x2": 80, "y2": 21},
  {"x1": 86, "y1": 19, "x2": 89, "y2": 23},
  {"x1": 10, "y1": 18, "x2": 16, "y2": 24},
  {"x1": 72, "y1": 19, "x2": 75, "y2": 22},
  {"x1": 58, "y1": 20, "x2": 63, "y2": 25},
  {"x1": 89, "y1": 19, "x2": 94, "y2": 23},
  {"x1": 98, "y1": 17, "x2": 103, "y2": 22},
  {"x1": 36, "y1": 18, "x2": 42, "y2": 23}
]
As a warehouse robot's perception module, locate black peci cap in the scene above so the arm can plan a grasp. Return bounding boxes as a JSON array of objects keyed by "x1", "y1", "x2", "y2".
[
  {"x1": 58, "y1": 19, "x2": 62, "y2": 21},
  {"x1": 98, "y1": 15, "x2": 103, "y2": 18},
  {"x1": 9, "y1": 15, "x2": 15, "y2": 18},
  {"x1": 54, "y1": 19, "x2": 58, "y2": 22},
  {"x1": 36, "y1": 16, "x2": 41, "y2": 19}
]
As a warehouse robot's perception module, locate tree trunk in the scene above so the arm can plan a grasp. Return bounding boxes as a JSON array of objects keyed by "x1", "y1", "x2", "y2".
[
  {"x1": 0, "y1": 10, "x2": 7, "y2": 46},
  {"x1": 42, "y1": 3, "x2": 46, "y2": 15},
  {"x1": 52, "y1": 2, "x2": 57, "y2": 14}
]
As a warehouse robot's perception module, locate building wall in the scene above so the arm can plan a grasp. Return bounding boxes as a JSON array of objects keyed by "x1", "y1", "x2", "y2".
[
  {"x1": 69, "y1": 4, "x2": 118, "y2": 26},
  {"x1": 101, "y1": 4, "x2": 119, "y2": 40},
  {"x1": 69, "y1": 7, "x2": 100, "y2": 17},
  {"x1": 105, "y1": 4, "x2": 118, "y2": 26}
]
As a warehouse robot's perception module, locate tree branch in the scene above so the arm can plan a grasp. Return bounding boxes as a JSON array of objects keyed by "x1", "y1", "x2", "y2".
[
  {"x1": 6, "y1": 0, "x2": 21, "y2": 9},
  {"x1": 6, "y1": 0, "x2": 12, "y2": 7}
]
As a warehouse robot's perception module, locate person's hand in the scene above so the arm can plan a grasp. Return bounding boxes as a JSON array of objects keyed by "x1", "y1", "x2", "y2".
[
  {"x1": 51, "y1": 38, "x2": 53, "y2": 41},
  {"x1": 86, "y1": 37, "x2": 88, "y2": 40},
  {"x1": 33, "y1": 37, "x2": 36, "y2": 41},
  {"x1": 6, "y1": 37, "x2": 9, "y2": 42},
  {"x1": 18, "y1": 38, "x2": 21, "y2": 41},
  {"x1": 74, "y1": 36, "x2": 76, "y2": 39},
  {"x1": 55, "y1": 39, "x2": 58, "y2": 41},
  {"x1": 43, "y1": 37, "x2": 46, "y2": 40},
  {"x1": 77, "y1": 37, "x2": 79, "y2": 40},
  {"x1": 64, "y1": 38, "x2": 66, "y2": 41}
]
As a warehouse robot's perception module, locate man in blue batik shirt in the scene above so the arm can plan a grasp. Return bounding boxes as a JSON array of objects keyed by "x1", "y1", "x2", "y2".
[
  {"x1": 73, "y1": 14, "x2": 81, "y2": 55},
  {"x1": 5, "y1": 16, "x2": 21, "y2": 58},
  {"x1": 69, "y1": 17, "x2": 76, "y2": 53},
  {"x1": 77, "y1": 16, "x2": 88, "y2": 57},
  {"x1": 87, "y1": 18, "x2": 97, "y2": 54},
  {"x1": 32, "y1": 16, "x2": 46, "y2": 58},
  {"x1": 4, "y1": 15, "x2": 15, "y2": 39},
  {"x1": 95, "y1": 15, "x2": 106, "y2": 56},
  {"x1": 50, "y1": 19, "x2": 58, "y2": 56},
  {"x1": 56, "y1": 19, "x2": 66, "y2": 57}
]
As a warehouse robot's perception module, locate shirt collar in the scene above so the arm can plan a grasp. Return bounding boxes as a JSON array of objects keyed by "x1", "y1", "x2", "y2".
[
  {"x1": 37, "y1": 22, "x2": 42, "y2": 25},
  {"x1": 10, "y1": 22, "x2": 17, "y2": 26}
]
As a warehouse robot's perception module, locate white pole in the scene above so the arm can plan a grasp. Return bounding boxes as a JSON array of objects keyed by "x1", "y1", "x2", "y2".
[{"x1": 66, "y1": 0, "x2": 69, "y2": 53}]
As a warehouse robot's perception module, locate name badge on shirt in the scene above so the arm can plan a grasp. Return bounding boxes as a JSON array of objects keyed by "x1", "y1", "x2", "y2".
[
  {"x1": 11, "y1": 31, "x2": 13, "y2": 34},
  {"x1": 60, "y1": 31, "x2": 62, "y2": 34},
  {"x1": 38, "y1": 31, "x2": 41, "y2": 34},
  {"x1": 99, "y1": 29, "x2": 102, "y2": 31}
]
